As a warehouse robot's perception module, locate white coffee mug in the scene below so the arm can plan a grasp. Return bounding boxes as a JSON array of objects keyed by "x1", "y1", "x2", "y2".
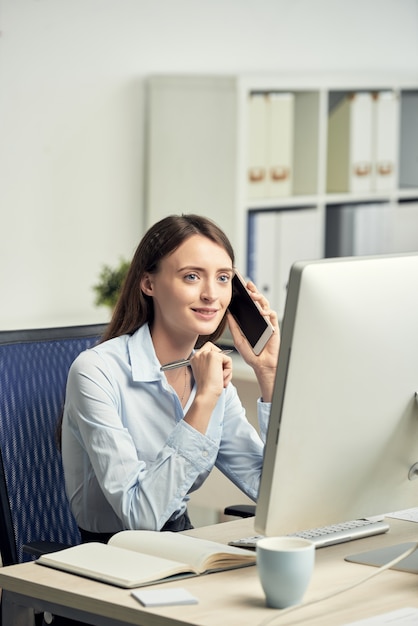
[{"x1": 256, "y1": 536, "x2": 315, "y2": 609}]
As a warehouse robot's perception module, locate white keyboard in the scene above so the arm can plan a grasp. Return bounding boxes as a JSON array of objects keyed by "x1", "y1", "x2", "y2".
[{"x1": 228, "y1": 518, "x2": 390, "y2": 550}]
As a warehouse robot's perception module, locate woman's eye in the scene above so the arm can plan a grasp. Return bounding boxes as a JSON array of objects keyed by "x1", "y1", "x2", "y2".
[
  {"x1": 218, "y1": 274, "x2": 231, "y2": 283},
  {"x1": 185, "y1": 273, "x2": 198, "y2": 282}
]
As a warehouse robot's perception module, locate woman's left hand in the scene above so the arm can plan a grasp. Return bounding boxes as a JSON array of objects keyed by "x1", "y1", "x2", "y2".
[{"x1": 227, "y1": 280, "x2": 280, "y2": 402}]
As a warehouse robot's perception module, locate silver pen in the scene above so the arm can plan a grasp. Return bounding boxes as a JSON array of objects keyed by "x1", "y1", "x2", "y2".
[{"x1": 160, "y1": 349, "x2": 233, "y2": 371}]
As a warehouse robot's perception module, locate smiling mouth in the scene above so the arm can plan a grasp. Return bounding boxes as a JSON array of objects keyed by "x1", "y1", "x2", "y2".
[{"x1": 192, "y1": 308, "x2": 219, "y2": 315}]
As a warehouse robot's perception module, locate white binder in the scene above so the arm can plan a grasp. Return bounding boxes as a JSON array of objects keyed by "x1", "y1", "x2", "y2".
[
  {"x1": 352, "y1": 203, "x2": 393, "y2": 255},
  {"x1": 372, "y1": 91, "x2": 399, "y2": 192},
  {"x1": 249, "y1": 211, "x2": 280, "y2": 313},
  {"x1": 266, "y1": 93, "x2": 294, "y2": 197},
  {"x1": 327, "y1": 92, "x2": 373, "y2": 193},
  {"x1": 247, "y1": 93, "x2": 268, "y2": 199},
  {"x1": 326, "y1": 203, "x2": 394, "y2": 257},
  {"x1": 250, "y1": 208, "x2": 322, "y2": 319},
  {"x1": 391, "y1": 201, "x2": 418, "y2": 253}
]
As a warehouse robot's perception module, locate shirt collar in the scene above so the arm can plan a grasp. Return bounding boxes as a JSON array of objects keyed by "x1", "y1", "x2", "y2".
[{"x1": 128, "y1": 324, "x2": 161, "y2": 383}]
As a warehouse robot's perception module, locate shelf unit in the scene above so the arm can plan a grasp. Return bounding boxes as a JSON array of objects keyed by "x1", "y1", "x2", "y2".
[{"x1": 145, "y1": 73, "x2": 418, "y2": 317}]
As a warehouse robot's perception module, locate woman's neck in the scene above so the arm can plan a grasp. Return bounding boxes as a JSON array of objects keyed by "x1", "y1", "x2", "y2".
[{"x1": 150, "y1": 327, "x2": 197, "y2": 368}]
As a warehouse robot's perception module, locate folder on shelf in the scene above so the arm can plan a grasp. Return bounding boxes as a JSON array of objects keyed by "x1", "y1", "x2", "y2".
[
  {"x1": 266, "y1": 93, "x2": 294, "y2": 197},
  {"x1": 399, "y1": 92, "x2": 418, "y2": 188},
  {"x1": 248, "y1": 208, "x2": 322, "y2": 319},
  {"x1": 327, "y1": 92, "x2": 373, "y2": 193},
  {"x1": 372, "y1": 91, "x2": 399, "y2": 192},
  {"x1": 247, "y1": 211, "x2": 280, "y2": 312},
  {"x1": 247, "y1": 92, "x2": 295, "y2": 200},
  {"x1": 353, "y1": 203, "x2": 393, "y2": 255},
  {"x1": 247, "y1": 93, "x2": 268, "y2": 199},
  {"x1": 326, "y1": 203, "x2": 394, "y2": 257},
  {"x1": 391, "y1": 201, "x2": 418, "y2": 253}
]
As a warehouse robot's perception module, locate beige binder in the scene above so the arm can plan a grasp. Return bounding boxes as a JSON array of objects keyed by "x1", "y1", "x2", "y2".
[
  {"x1": 266, "y1": 93, "x2": 294, "y2": 197},
  {"x1": 372, "y1": 90, "x2": 399, "y2": 192},
  {"x1": 327, "y1": 92, "x2": 373, "y2": 193},
  {"x1": 247, "y1": 93, "x2": 268, "y2": 199}
]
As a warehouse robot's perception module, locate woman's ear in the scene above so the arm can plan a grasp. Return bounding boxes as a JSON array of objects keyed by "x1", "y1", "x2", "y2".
[{"x1": 140, "y1": 273, "x2": 154, "y2": 296}]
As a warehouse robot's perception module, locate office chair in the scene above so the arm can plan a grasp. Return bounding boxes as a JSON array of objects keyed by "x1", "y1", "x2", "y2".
[
  {"x1": 224, "y1": 504, "x2": 256, "y2": 518},
  {"x1": 0, "y1": 323, "x2": 107, "y2": 625}
]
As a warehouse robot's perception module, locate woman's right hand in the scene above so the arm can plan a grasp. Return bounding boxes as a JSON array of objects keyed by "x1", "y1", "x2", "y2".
[
  {"x1": 184, "y1": 343, "x2": 233, "y2": 434},
  {"x1": 190, "y1": 342, "x2": 233, "y2": 396}
]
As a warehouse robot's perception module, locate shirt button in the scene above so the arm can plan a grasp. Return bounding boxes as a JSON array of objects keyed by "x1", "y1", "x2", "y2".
[{"x1": 202, "y1": 450, "x2": 208, "y2": 457}]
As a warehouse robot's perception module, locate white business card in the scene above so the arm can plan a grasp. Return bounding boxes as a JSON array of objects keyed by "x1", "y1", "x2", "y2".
[{"x1": 132, "y1": 587, "x2": 199, "y2": 607}]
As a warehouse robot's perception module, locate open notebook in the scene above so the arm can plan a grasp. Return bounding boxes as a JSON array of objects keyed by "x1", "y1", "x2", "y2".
[{"x1": 36, "y1": 530, "x2": 256, "y2": 588}]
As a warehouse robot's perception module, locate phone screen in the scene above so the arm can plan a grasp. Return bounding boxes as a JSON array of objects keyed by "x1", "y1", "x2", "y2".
[{"x1": 228, "y1": 273, "x2": 274, "y2": 355}]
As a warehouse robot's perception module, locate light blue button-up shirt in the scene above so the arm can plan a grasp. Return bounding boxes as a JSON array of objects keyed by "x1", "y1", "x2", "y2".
[{"x1": 62, "y1": 324, "x2": 270, "y2": 533}]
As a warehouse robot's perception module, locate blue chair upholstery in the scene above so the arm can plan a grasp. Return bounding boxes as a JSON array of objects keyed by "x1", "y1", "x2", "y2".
[{"x1": 0, "y1": 324, "x2": 107, "y2": 567}]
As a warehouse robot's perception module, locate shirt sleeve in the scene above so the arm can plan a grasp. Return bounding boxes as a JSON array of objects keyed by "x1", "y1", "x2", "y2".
[{"x1": 213, "y1": 384, "x2": 271, "y2": 502}]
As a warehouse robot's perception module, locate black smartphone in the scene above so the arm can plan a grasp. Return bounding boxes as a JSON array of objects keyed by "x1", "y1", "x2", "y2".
[{"x1": 228, "y1": 272, "x2": 274, "y2": 355}]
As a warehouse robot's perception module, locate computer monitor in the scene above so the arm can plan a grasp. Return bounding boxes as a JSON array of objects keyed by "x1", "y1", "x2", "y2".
[{"x1": 255, "y1": 253, "x2": 418, "y2": 537}]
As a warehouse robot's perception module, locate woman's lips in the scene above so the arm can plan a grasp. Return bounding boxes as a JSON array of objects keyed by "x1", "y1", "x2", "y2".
[{"x1": 192, "y1": 307, "x2": 219, "y2": 320}]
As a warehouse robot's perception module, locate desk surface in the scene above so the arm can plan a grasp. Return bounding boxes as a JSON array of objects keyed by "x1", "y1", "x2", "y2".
[{"x1": 1, "y1": 517, "x2": 418, "y2": 626}]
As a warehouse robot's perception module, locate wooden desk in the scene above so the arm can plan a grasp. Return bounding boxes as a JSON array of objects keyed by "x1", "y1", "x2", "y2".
[{"x1": 1, "y1": 517, "x2": 418, "y2": 626}]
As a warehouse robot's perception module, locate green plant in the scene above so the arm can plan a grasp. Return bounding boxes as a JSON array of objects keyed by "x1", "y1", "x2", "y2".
[{"x1": 93, "y1": 258, "x2": 130, "y2": 308}]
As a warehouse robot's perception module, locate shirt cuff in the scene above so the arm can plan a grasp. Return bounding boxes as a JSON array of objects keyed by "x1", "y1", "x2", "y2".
[
  {"x1": 166, "y1": 419, "x2": 218, "y2": 472},
  {"x1": 257, "y1": 397, "x2": 271, "y2": 443}
]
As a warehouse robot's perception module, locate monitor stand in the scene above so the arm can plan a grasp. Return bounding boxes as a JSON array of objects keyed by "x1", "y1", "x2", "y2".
[{"x1": 345, "y1": 542, "x2": 418, "y2": 574}]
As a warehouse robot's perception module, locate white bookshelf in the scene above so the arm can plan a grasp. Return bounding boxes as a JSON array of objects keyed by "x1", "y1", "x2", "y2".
[{"x1": 145, "y1": 73, "x2": 418, "y2": 317}]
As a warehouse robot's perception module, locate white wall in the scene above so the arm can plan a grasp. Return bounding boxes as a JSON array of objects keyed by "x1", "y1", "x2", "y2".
[{"x1": 1, "y1": 0, "x2": 418, "y2": 329}]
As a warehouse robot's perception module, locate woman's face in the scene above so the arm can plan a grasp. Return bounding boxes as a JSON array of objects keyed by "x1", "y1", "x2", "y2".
[{"x1": 142, "y1": 234, "x2": 234, "y2": 342}]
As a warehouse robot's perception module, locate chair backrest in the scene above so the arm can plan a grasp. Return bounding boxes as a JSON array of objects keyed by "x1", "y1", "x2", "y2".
[{"x1": 0, "y1": 323, "x2": 107, "y2": 565}]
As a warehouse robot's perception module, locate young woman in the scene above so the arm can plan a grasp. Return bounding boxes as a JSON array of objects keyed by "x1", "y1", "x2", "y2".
[{"x1": 61, "y1": 214, "x2": 280, "y2": 541}]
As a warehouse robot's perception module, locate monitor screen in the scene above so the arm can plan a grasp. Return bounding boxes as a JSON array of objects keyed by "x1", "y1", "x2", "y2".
[{"x1": 255, "y1": 253, "x2": 418, "y2": 537}]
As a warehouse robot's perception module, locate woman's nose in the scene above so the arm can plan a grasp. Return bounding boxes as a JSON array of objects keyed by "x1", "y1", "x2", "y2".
[{"x1": 200, "y1": 282, "x2": 217, "y2": 301}]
